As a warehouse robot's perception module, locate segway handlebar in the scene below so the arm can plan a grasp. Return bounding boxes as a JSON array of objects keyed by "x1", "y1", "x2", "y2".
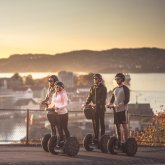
[
  {"x1": 106, "y1": 105, "x2": 116, "y2": 113},
  {"x1": 45, "y1": 108, "x2": 55, "y2": 112}
]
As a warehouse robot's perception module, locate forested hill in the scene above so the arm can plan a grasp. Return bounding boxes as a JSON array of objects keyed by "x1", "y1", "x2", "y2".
[{"x1": 0, "y1": 48, "x2": 165, "y2": 73}]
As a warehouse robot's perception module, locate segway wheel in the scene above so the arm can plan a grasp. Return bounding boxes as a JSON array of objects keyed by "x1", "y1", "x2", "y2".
[
  {"x1": 83, "y1": 134, "x2": 93, "y2": 151},
  {"x1": 63, "y1": 137, "x2": 80, "y2": 156},
  {"x1": 107, "y1": 136, "x2": 118, "y2": 154},
  {"x1": 100, "y1": 134, "x2": 110, "y2": 153},
  {"x1": 48, "y1": 135, "x2": 58, "y2": 154},
  {"x1": 41, "y1": 133, "x2": 51, "y2": 152},
  {"x1": 125, "y1": 138, "x2": 137, "y2": 156}
]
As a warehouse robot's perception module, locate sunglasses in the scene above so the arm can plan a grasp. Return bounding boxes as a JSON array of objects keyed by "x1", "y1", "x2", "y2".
[
  {"x1": 55, "y1": 86, "x2": 61, "y2": 89},
  {"x1": 48, "y1": 79, "x2": 54, "y2": 82},
  {"x1": 93, "y1": 77, "x2": 99, "y2": 80},
  {"x1": 115, "y1": 77, "x2": 122, "y2": 81}
]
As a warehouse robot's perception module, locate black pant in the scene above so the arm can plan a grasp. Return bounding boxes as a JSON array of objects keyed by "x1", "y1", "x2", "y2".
[
  {"x1": 47, "y1": 112, "x2": 70, "y2": 141},
  {"x1": 59, "y1": 113, "x2": 70, "y2": 141},
  {"x1": 92, "y1": 110, "x2": 105, "y2": 139},
  {"x1": 47, "y1": 112, "x2": 61, "y2": 136}
]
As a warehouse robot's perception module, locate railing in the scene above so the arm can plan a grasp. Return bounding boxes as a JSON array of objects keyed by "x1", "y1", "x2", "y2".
[{"x1": 0, "y1": 108, "x2": 164, "y2": 146}]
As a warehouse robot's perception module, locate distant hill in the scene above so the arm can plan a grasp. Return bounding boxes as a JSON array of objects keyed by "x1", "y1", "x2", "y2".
[{"x1": 0, "y1": 48, "x2": 165, "y2": 73}]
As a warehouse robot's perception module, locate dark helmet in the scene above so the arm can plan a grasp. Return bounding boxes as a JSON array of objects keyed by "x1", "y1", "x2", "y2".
[
  {"x1": 55, "y1": 81, "x2": 65, "y2": 88},
  {"x1": 115, "y1": 73, "x2": 125, "y2": 82},
  {"x1": 49, "y1": 75, "x2": 58, "y2": 83},
  {"x1": 93, "y1": 73, "x2": 102, "y2": 80}
]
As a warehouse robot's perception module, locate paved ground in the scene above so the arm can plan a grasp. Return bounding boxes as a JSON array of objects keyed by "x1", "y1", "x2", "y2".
[{"x1": 0, "y1": 146, "x2": 164, "y2": 165}]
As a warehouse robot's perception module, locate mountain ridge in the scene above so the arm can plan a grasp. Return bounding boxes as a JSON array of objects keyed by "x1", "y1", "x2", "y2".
[{"x1": 0, "y1": 47, "x2": 165, "y2": 73}]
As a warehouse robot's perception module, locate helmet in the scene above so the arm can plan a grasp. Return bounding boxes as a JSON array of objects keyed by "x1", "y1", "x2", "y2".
[
  {"x1": 83, "y1": 105, "x2": 95, "y2": 120},
  {"x1": 115, "y1": 73, "x2": 125, "y2": 82},
  {"x1": 49, "y1": 75, "x2": 58, "y2": 83},
  {"x1": 93, "y1": 73, "x2": 102, "y2": 80},
  {"x1": 55, "y1": 81, "x2": 65, "y2": 88}
]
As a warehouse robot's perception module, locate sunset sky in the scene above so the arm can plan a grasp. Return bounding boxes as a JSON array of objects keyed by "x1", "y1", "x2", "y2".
[{"x1": 0, "y1": 0, "x2": 165, "y2": 58}]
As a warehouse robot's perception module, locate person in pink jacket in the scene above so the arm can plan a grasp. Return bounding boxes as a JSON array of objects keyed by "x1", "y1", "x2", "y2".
[{"x1": 49, "y1": 81, "x2": 70, "y2": 146}]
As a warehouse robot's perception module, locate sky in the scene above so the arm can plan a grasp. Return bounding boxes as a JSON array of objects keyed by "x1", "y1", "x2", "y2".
[{"x1": 0, "y1": 0, "x2": 165, "y2": 58}]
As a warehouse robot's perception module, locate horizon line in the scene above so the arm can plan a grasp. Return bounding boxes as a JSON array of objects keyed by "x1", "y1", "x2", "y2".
[{"x1": 1, "y1": 46, "x2": 164, "y2": 59}]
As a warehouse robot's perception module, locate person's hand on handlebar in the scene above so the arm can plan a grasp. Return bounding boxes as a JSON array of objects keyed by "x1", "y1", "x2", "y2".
[
  {"x1": 91, "y1": 104, "x2": 96, "y2": 108},
  {"x1": 55, "y1": 107, "x2": 60, "y2": 111},
  {"x1": 107, "y1": 103, "x2": 114, "y2": 108}
]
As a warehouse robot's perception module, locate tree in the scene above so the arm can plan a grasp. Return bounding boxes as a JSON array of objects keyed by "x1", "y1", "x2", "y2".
[
  {"x1": 75, "y1": 73, "x2": 93, "y2": 87},
  {"x1": 25, "y1": 75, "x2": 35, "y2": 86},
  {"x1": 8, "y1": 73, "x2": 23, "y2": 88}
]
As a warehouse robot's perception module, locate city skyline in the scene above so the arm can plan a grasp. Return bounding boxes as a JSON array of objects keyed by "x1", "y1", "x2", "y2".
[{"x1": 0, "y1": 0, "x2": 165, "y2": 58}]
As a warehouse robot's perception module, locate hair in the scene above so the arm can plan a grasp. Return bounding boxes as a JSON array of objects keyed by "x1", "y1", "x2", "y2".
[
  {"x1": 55, "y1": 81, "x2": 65, "y2": 88},
  {"x1": 115, "y1": 73, "x2": 125, "y2": 82},
  {"x1": 93, "y1": 73, "x2": 102, "y2": 80},
  {"x1": 49, "y1": 75, "x2": 58, "y2": 83}
]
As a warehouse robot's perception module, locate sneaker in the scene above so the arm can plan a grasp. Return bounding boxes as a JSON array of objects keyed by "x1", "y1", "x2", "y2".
[
  {"x1": 121, "y1": 143, "x2": 126, "y2": 152},
  {"x1": 93, "y1": 138, "x2": 98, "y2": 143},
  {"x1": 56, "y1": 144, "x2": 60, "y2": 148},
  {"x1": 93, "y1": 138, "x2": 98, "y2": 144},
  {"x1": 116, "y1": 141, "x2": 121, "y2": 149},
  {"x1": 59, "y1": 140, "x2": 65, "y2": 147}
]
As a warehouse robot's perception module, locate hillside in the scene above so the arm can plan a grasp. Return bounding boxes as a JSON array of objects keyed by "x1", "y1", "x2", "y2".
[{"x1": 0, "y1": 48, "x2": 165, "y2": 73}]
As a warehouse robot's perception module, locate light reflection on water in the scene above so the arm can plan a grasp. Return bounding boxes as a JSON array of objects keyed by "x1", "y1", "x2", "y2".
[
  {"x1": 9, "y1": 124, "x2": 26, "y2": 141},
  {"x1": 0, "y1": 118, "x2": 26, "y2": 143}
]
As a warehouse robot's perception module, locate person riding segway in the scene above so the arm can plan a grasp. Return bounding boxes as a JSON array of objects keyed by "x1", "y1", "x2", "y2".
[
  {"x1": 41, "y1": 75, "x2": 59, "y2": 152},
  {"x1": 42, "y1": 81, "x2": 79, "y2": 156},
  {"x1": 83, "y1": 73, "x2": 109, "y2": 153},
  {"x1": 107, "y1": 73, "x2": 137, "y2": 156}
]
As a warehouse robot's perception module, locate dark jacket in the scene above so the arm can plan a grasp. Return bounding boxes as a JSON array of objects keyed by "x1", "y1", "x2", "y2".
[
  {"x1": 85, "y1": 83, "x2": 107, "y2": 111},
  {"x1": 110, "y1": 85, "x2": 130, "y2": 105}
]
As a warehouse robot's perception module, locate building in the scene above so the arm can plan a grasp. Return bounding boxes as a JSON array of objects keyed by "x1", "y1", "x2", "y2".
[
  {"x1": 12, "y1": 87, "x2": 33, "y2": 101},
  {"x1": 124, "y1": 73, "x2": 131, "y2": 86},
  {"x1": 0, "y1": 79, "x2": 14, "y2": 108},
  {"x1": 128, "y1": 103, "x2": 154, "y2": 131},
  {"x1": 0, "y1": 78, "x2": 9, "y2": 89},
  {"x1": 58, "y1": 71, "x2": 75, "y2": 88},
  {"x1": 128, "y1": 103, "x2": 154, "y2": 116}
]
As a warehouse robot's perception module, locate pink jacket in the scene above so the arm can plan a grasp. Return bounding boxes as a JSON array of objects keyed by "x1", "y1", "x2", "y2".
[{"x1": 49, "y1": 89, "x2": 68, "y2": 114}]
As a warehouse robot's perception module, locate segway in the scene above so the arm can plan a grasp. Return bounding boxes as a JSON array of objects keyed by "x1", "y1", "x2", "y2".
[
  {"x1": 48, "y1": 135, "x2": 79, "y2": 156},
  {"x1": 41, "y1": 133, "x2": 51, "y2": 152},
  {"x1": 107, "y1": 136, "x2": 137, "y2": 156},
  {"x1": 107, "y1": 106, "x2": 138, "y2": 156},
  {"x1": 83, "y1": 105, "x2": 110, "y2": 153},
  {"x1": 41, "y1": 108, "x2": 80, "y2": 156},
  {"x1": 41, "y1": 108, "x2": 56, "y2": 153}
]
